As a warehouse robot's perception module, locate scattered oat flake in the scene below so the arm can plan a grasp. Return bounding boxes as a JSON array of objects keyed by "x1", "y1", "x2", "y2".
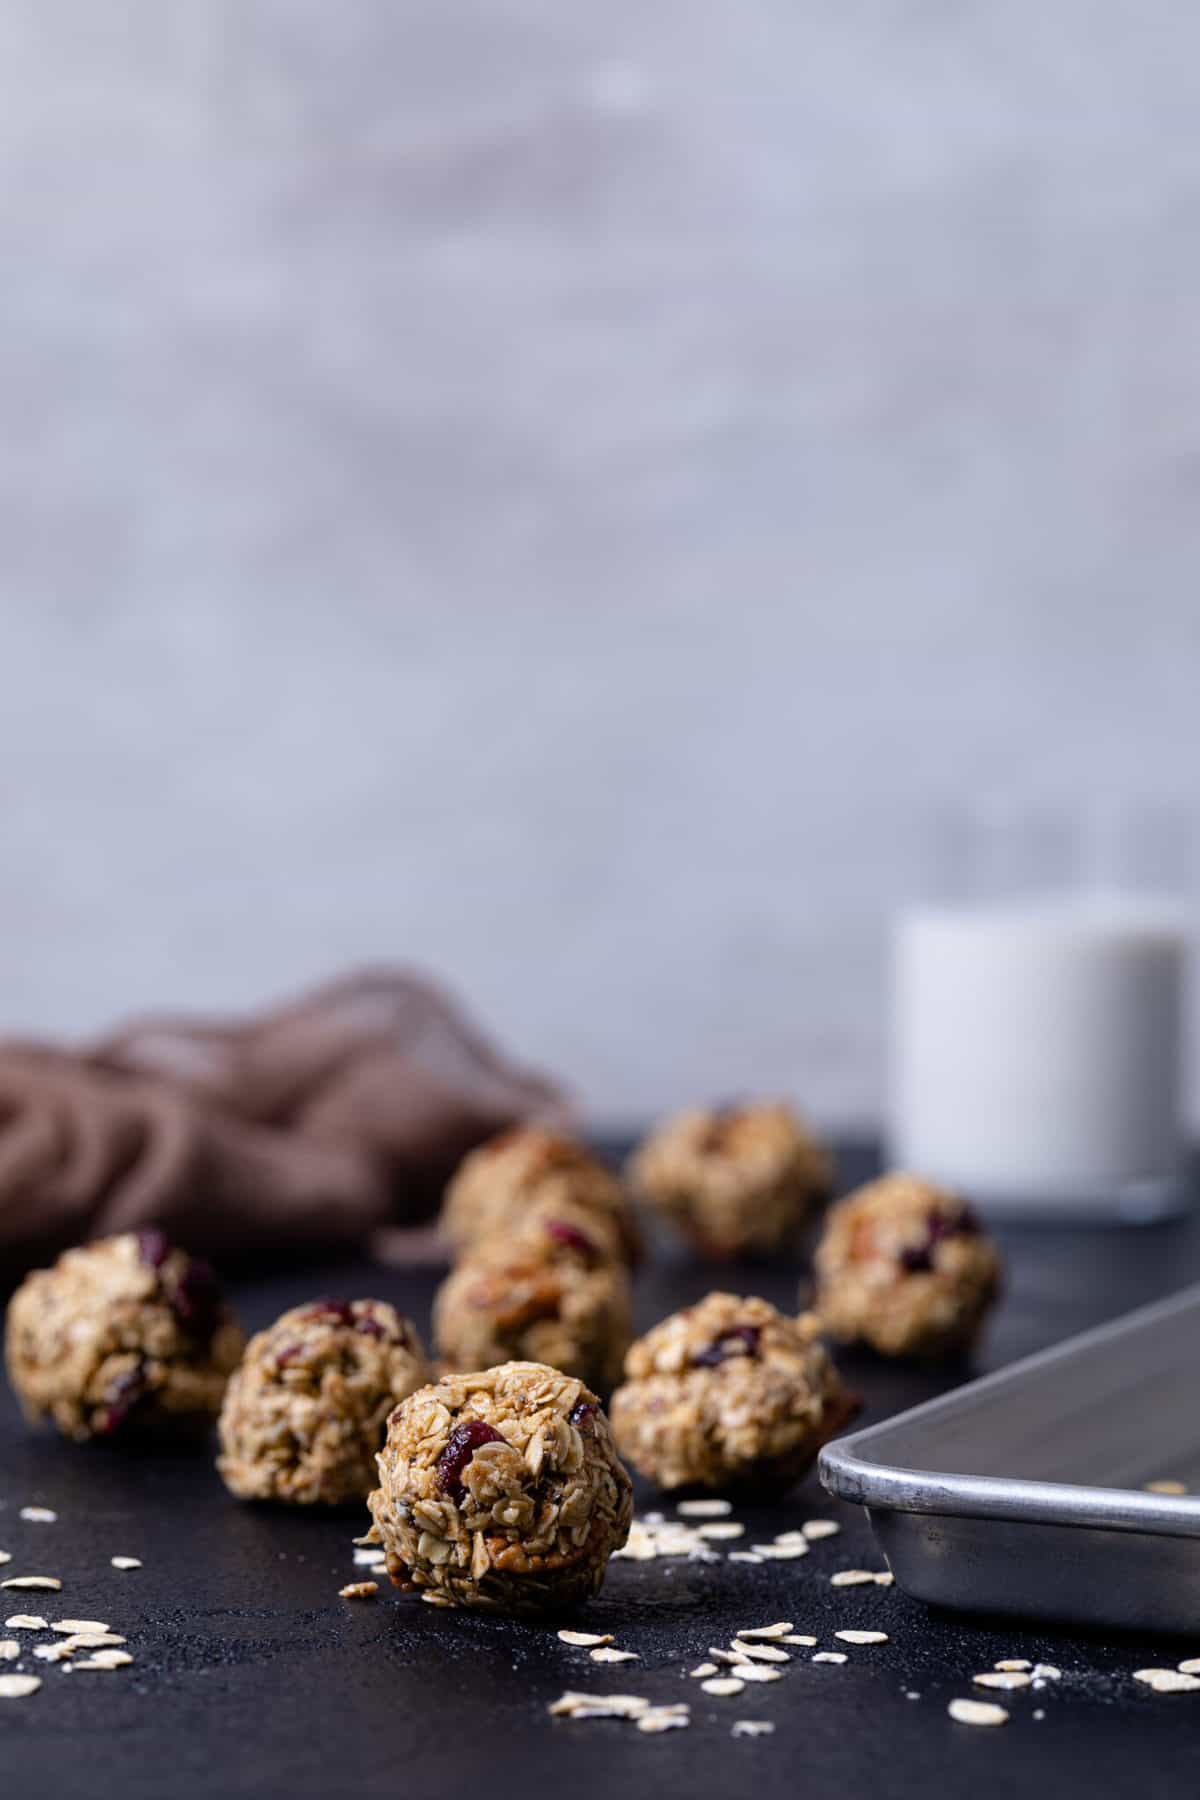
[
  {"x1": 835, "y1": 1630, "x2": 889, "y2": 1646},
  {"x1": 697, "y1": 1522, "x2": 744, "y2": 1541},
  {"x1": 1134, "y1": 1668, "x2": 1200, "y2": 1693},
  {"x1": 0, "y1": 1553, "x2": 9, "y2": 1566},
  {"x1": 1179, "y1": 1658, "x2": 1200, "y2": 1675},
  {"x1": 34, "y1": 1644, "x2": 73, "y2": 1663},
  {"x1": 737, "y1": 1623, "x2": 793, "y2": 1640},
  {"x1": 5, "y1": 1615, "x2": 47, "y2": 1631},
  {"x1": 1145, "y1": 1480, "x2": 1188, "y2": 1495},
  {"x1": 995, "y1": 1659, "x2": 1032, "y2": 1672},
  {"x1": 731, "y1": 1640, "x2": 789, "y2": 1663},
  {"x1": 110, "y1": 1557, "x2": 142, "y2": 1571},
  {"x1": 974, "y1": 1671, "x2": 1032, "y2": 1691},
  {"x1": 782, "y1": 1634, "x2": 818, "y2": 1647},
  {"x1": 73, "y1": 1650, "x2": 133, "y2": 1670},
  {"x1": 0, "y1": 1674, "x2": 40, "y2": 1699},
  {"x1": 771, "y1": 1531, "x2": 808, "y2": 1547},
  {"x1": 61, "y1": 1633, "x2": 125, "y2": 1651},
  {"x1": 812, "y1": 1652, "x2": 848, "y2": 1665},
  {"x1": 676, "y1": 1499, "x2": 732, "y2": 1519},
  {"x1": 1032, "y1": 1709, "x2": 1045, "y2": 1721},
  {"x1": 873, "y1": 1572, "x2": 895, "y2": 1587},
  {"x1": 708, "y1": 1647, "x2": 748, "y2": 1664},
  {"x1": 19, "y1": 1508, "x2": 56, "y2": 1524},
  {"x1": 557, "y1": 1630, "x2": 613, "y2": 1647},
  {"x1": 1, "y1": 1577, "x2": 61, "y2": 1592},
  {"x1": 1030, "y1": 1663, "x2": 1062, "y2": 1682},
  {"x1": 637, "y1": 1709, "x2": 690, "y2": 1734},
  {"x1": 0, "y1": 1641, "x2": 17, "y2": 1661},
  {"x1": 802, "y1": 1520, "x2": 841, "y2": 1540},
  {"x1": 51, "y1": 1620, "x2": 109, "y2": 1635},
  {"x1": 690, "y1": 1662, "x2": 719, "y2": 1678},
  {"x1": 550, "y1": 1691, "x2": 650, "y2": 1719},
  {"x1": 753, "y1": 1543, "x2": 808, "y2": 1560},
  {"x1": 732, "y1": 1720, "x2": 775, "y2": 1738},
  {"x1": 830, "y1": 1570, "x2": 876, "y2": 1588},
  {"x1": 591, "y1": 1648, "x2": 638, "y2": 1664},
  {"x1": 728, "y1": 1552, "x2": 764, "y2": 1565},
  {"x1": 338, "y1": 1581, "x2": 378, "y2": 1599},
  {"x1": 731, "y1": 1664, "x2": 782, "y2": 1684},
  {"x1": 701, "y1": 1677, "x2": 745, "y2": 1697},
  {"x1": 353, "y1": 1549, "x2": 385, "y2": 1567},
  {"x1": 949, "y1": 1698, "x2": 1008, "y2": 1727}
]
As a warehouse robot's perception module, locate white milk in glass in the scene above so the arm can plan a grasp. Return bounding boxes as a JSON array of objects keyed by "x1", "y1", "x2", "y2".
[{"x1": 889, "y1": 902, "x2": 1187, "y2": 1216}]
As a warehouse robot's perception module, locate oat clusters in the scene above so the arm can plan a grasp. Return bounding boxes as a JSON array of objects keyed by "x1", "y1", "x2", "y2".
[
  {"x1": 609, "y1": 1292, "x2": 855, "y2": 1493},
  {"x1": 217, "y1": 1298, "x2": 427, "y2": 1505},
  {"x1": 4, "y1": 1232, "x2": 244, "y2": 1442},
  {"x1": 435, "y1": 1128, "x2": 636, "y2": 1393},
  {"x1": 628, "y1": 1103, "x2": 831, "y2": 1259},
  {"x1": 441, "y1": 1126, "x2": 641, "y2": 1266},
  {"x1": 367, "y1": 1360, "x2": 633, "y2": 1614},
  {"x1": 813, "y1": 1173, "x2": 1001, "y2": 1358}
]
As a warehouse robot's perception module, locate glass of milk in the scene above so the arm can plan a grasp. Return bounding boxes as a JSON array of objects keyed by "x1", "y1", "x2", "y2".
[{"x1": 888, "y1": 803, "x2": 1191, "y2": 1220}]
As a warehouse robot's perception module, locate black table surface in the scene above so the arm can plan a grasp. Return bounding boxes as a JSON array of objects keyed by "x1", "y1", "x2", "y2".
[{"x1": 4, "y1": 1144, "x2": 1200, "y2": 1800}]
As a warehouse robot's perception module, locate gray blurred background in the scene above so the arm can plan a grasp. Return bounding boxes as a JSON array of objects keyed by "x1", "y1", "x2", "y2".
[{"x1": 2, "y1": 2, "x2": 1198, "y2": 1127}]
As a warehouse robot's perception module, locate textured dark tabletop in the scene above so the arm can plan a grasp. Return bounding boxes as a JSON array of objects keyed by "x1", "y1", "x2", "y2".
[{"x1": 4, "y1": 1146, "x2": 1200, "y2": 1800}]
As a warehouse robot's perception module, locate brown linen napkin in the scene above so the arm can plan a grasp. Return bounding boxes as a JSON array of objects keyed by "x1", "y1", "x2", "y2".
[{"x1": 0, "y1": 969, "x2": 564, "y2": 1282}]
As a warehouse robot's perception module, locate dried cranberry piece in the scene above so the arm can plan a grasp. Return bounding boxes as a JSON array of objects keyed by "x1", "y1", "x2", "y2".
[
  {"x1": 899, "y1": 1242, "x2": 935, "y2": 1273},
  {"x1": 136, "y1": 1227, "x2": 171, "y2": 1269},
  {"x1": 168, "y1": 1258, "x2": 222, "y2": 1343},
  {"x1": 276, "y1": 1342, "x2": 304, "y2": 1369},
  {"x1": 569, "y1": 1401, "x2": 597, "y2": 1433},
  {"x1": 435, "y1": 1419, "x2": 508, "y2": 1505},
  {"x1": 355, "y1": 1314, "x2": 387, "y2": 1338},
  {"x1": 97, "y1": 1367, "x2": 148, "y2": 1435},
  {"x1": 900, "y1": 1205, "x2": 982, "y2": 1274},
  {"x1": 544, "y1": 1220, "x2": 598, "y2": 1262},
  {"x1": 691, "y1": 1324, "x2": 762, "y2": 1368}
]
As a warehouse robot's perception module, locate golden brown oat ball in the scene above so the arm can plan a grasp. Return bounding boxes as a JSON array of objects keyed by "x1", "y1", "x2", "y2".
[
  {"x1": 441, "y1": 1126, "x2": 641, "y2": 1265},
  {"x1": 433, "y1": 1225, "x2": 631, "y2": 1394},
  {"x1": 609, "y1": 1291, "x2": 854, "y2": 1493},
  {"x1": 813, "y1": 1172, "x2": 1002, "y2": 1359},
  {"x1": 627, "y1": 1102, "x2": 832, "y2": 1259},
  {"x1": 4, "y1": 1231, "x2": 244, "y2": 1443},
  {"x1": 217, "y1": 1298, "x2": 426, "y2": 1505},
  {"x1": 367, "y1": 1360, "x2": 632, "y2": 1615}
]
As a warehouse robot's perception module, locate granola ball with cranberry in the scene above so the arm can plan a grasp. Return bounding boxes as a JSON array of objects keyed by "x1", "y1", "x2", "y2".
[
  {"x1": 609, "y1": 1291, "x2": 854, "y2": 1493},
  {"x1": 627, "y1": 1102, "x2": 832, "y2": 1259},
  {"x1": 813, "y1": 1173, "x2": 1001, "y2": 1359},
  {"x1": 367, "y1": 1360, "x2": 632, "y2": 1614},
  {"x1": 433, "y1": 1222, "x2": 631, "y2": 1394},
  {"x1": 4, "y1": 1231, "x2": 244, "y2": 1443},
  {"x1": 217, "y1": 1298, "x2": 426, "y2": 1505},
  {"x1": 441, "y1": 1126, "x2": 641, "y2": 1265}
]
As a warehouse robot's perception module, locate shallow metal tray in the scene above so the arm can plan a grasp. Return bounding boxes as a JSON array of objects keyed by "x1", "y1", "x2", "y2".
[{"x1": 819, "y1": 1282, "x2": 1200, "y2": 1634}]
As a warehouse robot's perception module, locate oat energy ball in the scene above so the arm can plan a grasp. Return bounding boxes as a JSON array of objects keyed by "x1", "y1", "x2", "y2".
[
  {"x1": 218, "y1": 1298, "x2": 426, "y2": 1505},
  {"x1": 368, "y1": 1360, "x2": 632, "y2": 1614},
  {"x1": 814, "y1": 1172, "x2": 1002, "y2": 1359},
  {"x1": 4, "y1": 1231, "x2": 243, "y2": 1442},
  {"x1": 441, "y1": 1126, "x2": 641, "y2": 1265},
  {"x1": 609, "y1": 1292, "x2": 854, "y2": 1493},
  {"x1": 434, "y1": 1225, "x2": 631, "y2": 1393},
  {"x1": 627, "y1": 1102, "x2": 832, "y2": 1258}
]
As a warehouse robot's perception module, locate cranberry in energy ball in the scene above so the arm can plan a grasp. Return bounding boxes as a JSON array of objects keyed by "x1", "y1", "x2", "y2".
[
  {"x1": 440, "y1": 1126, "x2": 642, "y2": 1266},
  {"x1": 4, "y1": 1232, "x2": 244, "y2": 1443},
  {"x1": 217, "y1": 1299, "x2": 426, "y2": 1505},
  {"x1": 367, "y1": 1361, "x2": 632, "y2": 1615},
  {"x1": 609, "y1": 1292, "x2": 855, "y2": 1494},
  {"x1": 813, "y1": 1172, "x2": 1002, "y2": 1359}
]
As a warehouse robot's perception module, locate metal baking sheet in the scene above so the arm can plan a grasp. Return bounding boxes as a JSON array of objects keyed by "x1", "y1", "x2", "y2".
[{"x1": 819, "y1": 1281, "x2": 1200, "y2": 1634}]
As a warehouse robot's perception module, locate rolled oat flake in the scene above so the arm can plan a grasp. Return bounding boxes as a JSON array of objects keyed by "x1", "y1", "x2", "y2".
[{"x1": 949, "y1": 1698, "x2": 1009, "y2": 1727}]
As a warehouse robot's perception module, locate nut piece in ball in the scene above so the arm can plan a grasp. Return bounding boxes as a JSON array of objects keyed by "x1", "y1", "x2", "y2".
[
  {"x1": 609, "y1": 1291, "x2": 854, "y2": 1493},
  {"x1": 813, "y1": 1172, "x2": 1001, "y2": 1359},
  {"x1": 217, "y1": 1298, "x2": 427, "y2": 1505},
  {"x1": 368, "y1": 1360, "x2": 633, "y2": 1614},
  {"x1": 434, "y1": 1221, "x2": 631, "y2": 1394},
  {"x1": 441, "y1": 1126, "x2": 640, "y2": 1264},
  {"x1": 4, "y1": 1231, "x2": 244, "y2": 1442},
  {"x1": 627, "y1": 1102, "x2": 831, "y2": 1259}
]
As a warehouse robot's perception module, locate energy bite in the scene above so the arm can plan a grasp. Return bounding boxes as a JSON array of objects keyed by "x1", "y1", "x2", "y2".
[
  {"x1": 813, "y1": 1172, "x2": 1001, "y2": 1359},
  {"x1": 368, "y1": 1360, "x2": 632, "y2": 1614},
  {"x1": 441, "y1": 1126, "x2": 641, "y2": 1265},
  {"x1": 4, "y1": 1231, "x2": 243, "y2": 1442},
  {"x1": 627, "y1": 1102, "x2": 832, "y2": 1259},
  {"x1": 218, "y1": 1298, "x2": 426, "y2": 1505},
  {"x1": 609, "y1": 1292, "x2": 854, "y2": 1493},
  {"x1": 434, "y1": 1225, "x2": 631, "y2": 1394}
]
